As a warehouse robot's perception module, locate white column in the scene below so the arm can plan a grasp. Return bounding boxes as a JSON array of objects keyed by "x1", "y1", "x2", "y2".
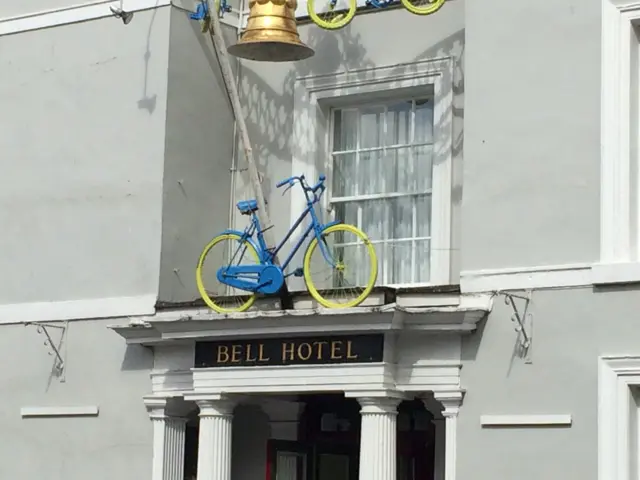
[
  {"x1": 145, "y1": 397, "x2": 188, "y2": 480},
  {"x1": 196, "y1": 398, "x2": 235, "y2": 480},
  {"x1": 433, "y1": 391, "x2": 463, "y2": 480},
  {"x1": 357, "y1": 396, "x2": 401, "y2": 480}
]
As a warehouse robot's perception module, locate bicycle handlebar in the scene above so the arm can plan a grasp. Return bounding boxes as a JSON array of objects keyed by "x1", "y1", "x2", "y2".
[{"x1": 276, "y1": 174, "x2": 326, "y2": 193}]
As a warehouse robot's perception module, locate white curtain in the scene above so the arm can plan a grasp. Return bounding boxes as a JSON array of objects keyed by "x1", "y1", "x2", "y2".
[{"x1": 331, "y1": 99, "x2": 434, "y2": 285}]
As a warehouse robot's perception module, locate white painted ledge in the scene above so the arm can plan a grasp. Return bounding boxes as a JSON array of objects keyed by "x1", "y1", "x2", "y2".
[
  {"x1": 21, "y1": 406, "x2": 100, "y2": 417},
  {"x1": 591, "y1": 262, "x2": 640, "y2": 286},
  {"x1": 0, "y1": 0, "x2": 171, "y2": 36},
  {"x1": 480, "y1": 414, "x2": 572, "y2": 427},
  {"x1": 0, "y1": 294, "x2": 156, "y2": 324},
  {"x1": 460, "y1": 263, "x2": 592, "y2": 293}
]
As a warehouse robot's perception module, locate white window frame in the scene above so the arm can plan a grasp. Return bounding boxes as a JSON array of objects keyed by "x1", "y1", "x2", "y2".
[
  {"x1": 596, "y1": 1, "x2": 640, "y2": 285},
  {"x1": 598, "y1": 355, "x2": 640, "y2": 480},
  {"x1": 291, "y1": 57, "x2": 454, "y2": 286}
]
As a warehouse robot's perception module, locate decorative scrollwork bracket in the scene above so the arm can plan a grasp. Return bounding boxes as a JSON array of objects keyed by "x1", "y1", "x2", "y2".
[
  {"x1": 24, "y1": 321, "x2": 68, "y2": 381},
  {"x1": 494, "y1": 291, "x2": 533, "y2": 363}
]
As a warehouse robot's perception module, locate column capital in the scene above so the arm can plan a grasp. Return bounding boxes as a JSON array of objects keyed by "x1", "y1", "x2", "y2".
[
  {"x1": 185, "y1": 394, "x2": 236, "y2": 417},
  {"x1": 357, "y1": 396, "x2": 402, "y2": 414},
  {"x1": 143, "y1": 396, "x2": 189, "y2": 421},
  {"x1": 433, "y1": 390, "x2": 464, "y2": 417}
]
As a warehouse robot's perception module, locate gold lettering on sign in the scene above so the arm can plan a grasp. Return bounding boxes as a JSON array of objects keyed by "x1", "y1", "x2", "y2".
[
  {"x1": 245, "y1": 344, "x2": 257, "y2": 362},
  {"x1": 258, "y1": 344, "x2": 270, "y2": 362},
  {"x1": 297, "y1": 343, "x2": 312, "y2": 361},
  {"x1": 282, "y1": 342, "x2": 295, "y2": 362},
  {"x1": 330, "y1": 340, "x2": 343, "y2": 359},
  {"x1": 212, "y1": 338, "x2": 364, "y2": 366},
  {"x1": 346, "y1": 340, "x2": 358, "y2": 360},
  {"x1": 217, "y1": 345, "x2": 230, "y2": 364},
  {"x1": 313, "y1": 341, "x2": 328, "y2": 359},
  {"x1": 231, "y1": 345, "x2": 242, "y2": 363}
]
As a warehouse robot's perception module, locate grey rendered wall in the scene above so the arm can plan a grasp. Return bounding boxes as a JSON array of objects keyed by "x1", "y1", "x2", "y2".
[
  {"x1": 233, "y1": 3, "x2": 464, "y2": 285},
  {"x1": 462, "y1": 0, "x2": 601, "y2": 271},
  {"x1": 0, "y1": 319, "x2": 153, "y2": 479},
  {"x1": 157, "y1": 7, "x2": 238, "y2": 303},
  {"x1": 459, "y1": 288, "x2": 640, "y2": 480},
  {"x1": 0, "y1": 9, "x2": 170, "y2": 305}
]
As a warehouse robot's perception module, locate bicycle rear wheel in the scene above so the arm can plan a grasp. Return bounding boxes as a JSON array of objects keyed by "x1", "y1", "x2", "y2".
[
  {"x1": 196, "y1": 233, "x2": 260, "y2": 313},
  {"x1": 303, "y1": 223, "x2": 377, "y2": 309},
  {"x1": 400, "y1": 0, "x2": 445, "y2": 15}
]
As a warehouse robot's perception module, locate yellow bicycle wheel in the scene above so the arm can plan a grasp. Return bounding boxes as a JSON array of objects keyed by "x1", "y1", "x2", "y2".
[
  {"x1": 196, "y1": 233, "x2": 261, "y2": 313},
  {"x1": 400, "y1": 0, "x2": 445, "y2": 15},
  {"x1": 303, "y1": 223, "x2": 377, "y2": 309},
  {"x1": 307, "y1": 0, "x2": 357, "y2": 30}
]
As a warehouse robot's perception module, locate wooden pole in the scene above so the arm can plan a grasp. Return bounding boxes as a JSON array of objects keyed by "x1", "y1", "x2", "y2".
[{"x1": 203, "y1": 3, "x2": 292, "y2": 307}]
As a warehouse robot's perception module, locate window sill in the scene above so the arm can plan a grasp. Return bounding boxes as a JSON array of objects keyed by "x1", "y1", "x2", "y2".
[{"x1": 591, "y1": 262, "x2": 640, "y2": 286}]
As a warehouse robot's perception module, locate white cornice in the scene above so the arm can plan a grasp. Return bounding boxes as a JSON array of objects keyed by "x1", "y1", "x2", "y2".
[
  {"x1": 0, "y1": 294, "x2": 156, "y2": 324},
  {"x1": 0, "y1": 0, "x2": 171, "y2": 37},
  {"x1": 109, "y1": 294, "x2": 493, "y2": 345},
  {"x1": 0, "y1": 0, "x2": 241, "y2": 37}
]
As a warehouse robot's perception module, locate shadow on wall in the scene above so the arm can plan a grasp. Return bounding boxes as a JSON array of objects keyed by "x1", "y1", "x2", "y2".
[
  {"x1": 137, "y1": 0, "x2": 163, "y2": 113},
  {"x1": 235, "y1": 25, "x2": 465, "y2": 203},
  {"x1": 120, "y1": 344, "x2": 154, "y2": 371}
]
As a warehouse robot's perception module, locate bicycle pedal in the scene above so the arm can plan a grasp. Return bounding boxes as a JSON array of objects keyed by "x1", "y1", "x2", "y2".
[{"x1": 293, "y1": 268, "x2": 304, "y2": 277}]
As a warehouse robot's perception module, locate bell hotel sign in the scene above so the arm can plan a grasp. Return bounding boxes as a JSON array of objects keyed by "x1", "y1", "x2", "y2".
[{"x1": 195, "y1": 334, "x2": 385, "y2": 368}]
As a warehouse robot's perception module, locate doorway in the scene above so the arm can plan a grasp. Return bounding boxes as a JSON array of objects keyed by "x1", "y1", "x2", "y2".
[{"x1": 267, "y1": 394, "x2": 435, "y2": 480}]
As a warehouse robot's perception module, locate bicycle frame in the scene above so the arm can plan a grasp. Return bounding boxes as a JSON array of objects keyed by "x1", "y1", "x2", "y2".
[{"x1": 241, "y1": 187, "x2": 338, "y2": 272}]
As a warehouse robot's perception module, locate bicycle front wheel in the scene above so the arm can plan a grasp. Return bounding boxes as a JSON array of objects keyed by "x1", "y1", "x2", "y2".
[
  {"x1": 196, "y1": 233, "x2": 260, "y2": 313},
  {"x1": 400, "y1": 0, "x2": 445, "y2": 15},
  {"x1": 303, "y1": 223, "x2": 377, "y2": 309},
  {"x1": 307, "y1": 0, "x2": 357, "y2": 30}
]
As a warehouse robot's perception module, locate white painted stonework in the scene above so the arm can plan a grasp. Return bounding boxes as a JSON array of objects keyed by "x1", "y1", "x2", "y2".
[
  {"x1": 125, "y1": 294, "x2": 474, "y2": 480},
  {"x1": 598, "y1": 0, "x2": 640, "y2": 285},
  {"x1": 598, "y1": 355, "x2": 640, "y2": 480}
]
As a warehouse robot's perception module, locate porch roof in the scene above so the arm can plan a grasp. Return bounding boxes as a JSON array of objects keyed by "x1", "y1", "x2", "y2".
[{"x1": 108, "y1": 289, "x2": 494, "y2": 345}]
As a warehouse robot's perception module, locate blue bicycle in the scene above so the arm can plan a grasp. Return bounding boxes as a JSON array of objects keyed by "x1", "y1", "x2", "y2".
[{"x1": 196, "y1": 174, "x2": 378, "y2": 312}]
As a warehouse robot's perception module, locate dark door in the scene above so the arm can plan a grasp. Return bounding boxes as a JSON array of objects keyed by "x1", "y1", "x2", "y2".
[
  {"x1": 267, "y1": 440, "x2": 310, "y2": 480},
  {"x1": 313, "y1": 441, "x2": 358, "y2": 480}
]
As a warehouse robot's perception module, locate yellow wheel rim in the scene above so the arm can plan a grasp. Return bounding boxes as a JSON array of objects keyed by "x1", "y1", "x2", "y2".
[
  {"x1": 196, "y1": 233, "x2": 260, "y2": 313},
  {"x1": 303, "y1": 224, "x2": 378, "y2": 309},
  {"x1": 307, "y1": 0, "x2": 357, "y2": 30},
  {"x1": 400, "y1": 0, "x2": 445, "y2": 15}
]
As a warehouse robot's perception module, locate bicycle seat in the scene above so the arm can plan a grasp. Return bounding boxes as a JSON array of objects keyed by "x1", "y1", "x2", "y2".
[{"x1": 236, "y1": 199, "x2": 258, "y2": 215}]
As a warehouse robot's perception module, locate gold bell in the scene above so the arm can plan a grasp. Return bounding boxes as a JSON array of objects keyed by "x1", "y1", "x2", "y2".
[{"x1": 227, "y1": 0, "x2": 315, "y2": 62}]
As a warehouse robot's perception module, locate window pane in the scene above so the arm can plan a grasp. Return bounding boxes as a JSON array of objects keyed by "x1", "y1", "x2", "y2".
[
  {"x1": 334, "y1": 201, "x2": 358, "y2": 228},
  {"x1": 415, "y1": 239, "x2": 430, "y2": 283},
  {"x1": 360, "y1": 199, "x2": 386, "y2": 241},
  {"x1": 415, "y1": 194, "x2": 432, "y2": 238},
  {"x1": 414, "y1": 98, "x2": 434, "y2": 144},
  {"x1": 385, "y1": 102, "x2": 412, "y2": 146},
  {"x1": 389, "y1": 240, "x2": 413, "y2": 284},
  {"x1": 359, "y1": 150, "x2": 384, "y2": 195},
  {"x1": 390, "y1": 196, "x2": 413, "y2": 240},
  {"x1": 332, "y1": 153, "x2": 357, "y2": 197},
  {"x1": 359, "y1": 105, "x2": 384, "y2": 149},
  {"x1": 333, "y1": 109, "x2": 357, "y2": 151},
  {"x1": 392, "y1": 146, "x2": 432, "y2": 194},
  {"x1": 413, "y1": 145, "x2": 433, "y2": 191}
]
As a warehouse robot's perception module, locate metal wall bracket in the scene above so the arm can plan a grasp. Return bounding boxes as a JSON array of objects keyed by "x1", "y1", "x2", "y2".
[
  {"x1": 496, "y1": 291, "x2": 533, "y2": 363},
  {"x1": 24, "y1": 321, "x2": 68, "y2": 382}
]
